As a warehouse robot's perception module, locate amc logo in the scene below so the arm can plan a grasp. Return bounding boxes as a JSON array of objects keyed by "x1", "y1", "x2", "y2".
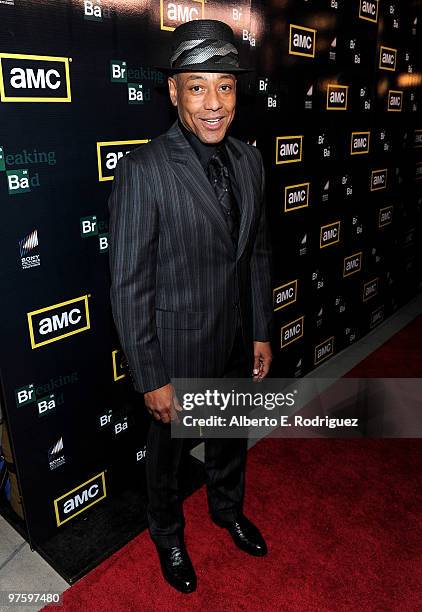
[
  {"x1": 414, "y1": 129, "x2": 422, "y2": 148},
  {"x1": 416, "y1": 162, "x2": 422, "y2": 181},
  {"x1": 96, "y1": 140, "x2": 149, "y2": 181},
  {"x1": 378, "y1": 205, "x2": 393, "y2": 228},
  {"x1": 275, "y1": 136, "x2": 303, "y2": 164},
  {"x1": 387, "y1": 90, "x2": 403, "y2": 112},
  {"x1": 362, "y1": 278, "x2": 379, "y2": 302},
  {"x1": 320, "y1": 221, "x2": 341, "y2": 248},
  {"x1": 273, "y1": 280, "x2": 297, "y2": 312},
  {"x1": 0, "y1": 53, "x2": 71, "y2": 102},
  {"x1": 343, "y1": 252, "x2": 362, "y2": 278},
  {"x1": 54, "y1": 472, "x2": 106, "y2": 527},
  {"x1": 359, "y1": 0, "x2": 378, "y2": 23},
  {"x1": 27, "y1": 295, "x2": 90, "y2": 349},
  {"x1": 314, "y1": 337, "x2": 334, "y2": 366},
  {"x1": 379, "y1": 46, "x2": 397, "y2": 71},
  {"x1": 326, "y1": 84, "x2": 348, "y2": 111},
  {"x1": 370, "y1": 168, "x2": 387, "y2": 191},
  {"x1": 112, "y1": 349, "x2": 128, "y2": 382},
  {"x1": 351, "y1": 131, "x2": 370, "y2": 155},
  {"x1": 289, "y1": 24, "x2": 316, "y2": 58},
  {"x1": 284, "y1": 182, "x2": 310, "y2": 212},
  {"x1": 370, "y1": 305, "x2": 384, "y2": 329},
  {"x1": 280, "y1": 316, "x2": 304, "y2": 349},
  {"x1": 160, "y1": 0, "x2": 204, "y2": 31}
]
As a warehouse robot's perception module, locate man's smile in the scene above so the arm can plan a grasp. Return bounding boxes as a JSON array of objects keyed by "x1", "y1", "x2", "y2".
[{"x1": 199, "y1": 116, "x2": 225, "y2": 130}]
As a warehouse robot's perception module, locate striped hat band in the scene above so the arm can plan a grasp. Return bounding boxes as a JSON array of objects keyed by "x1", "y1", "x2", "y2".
[{"x1": 170, "y1": 38, "x2": 240, "y2": 69}]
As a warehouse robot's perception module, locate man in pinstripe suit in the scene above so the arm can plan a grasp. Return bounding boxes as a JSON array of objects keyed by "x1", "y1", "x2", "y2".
[{"x1": 108, "y1": 20, "x2": 273, "y2": 593}]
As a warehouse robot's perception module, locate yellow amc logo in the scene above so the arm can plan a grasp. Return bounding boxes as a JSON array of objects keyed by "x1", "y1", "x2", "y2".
[
  {"x1": 320, "y1": 221, "x2": 341, "y2": 248},
  {"x1": 387, "y1": 90, "x2": 403, "y2": 112},
  {"x1": 96, "y1": 140, "x2": 149, "y2": 181},
  {"x1": 54, "y1": 472, "x2": 106, "y2": 527},
  {"x1": 370, "y1": 168, "x2": 387, "y2": 191},
  {"x1": 160, "y1": 0, "x2": 205, "y2": 31},
  {"x1": 362, "y1": 278, "x2": 379, "y2": 302},
  {"x1": 275, "y1": 136, "x2": 303, "y2": 164},
  {"x1": 370, "y1": 305, "x2": 384, "y2": 329},
  {"x1": 112, "y1": 349, "x2": 127, "y2": 382},
  {"x1": 378, "y1": 205, "x2": 393, "y2": 228},
  {"x1": 359, "y1": 0, "x2": 378, "y2": 23},
  {"x1": 0, "y1": 53, "x2": 71, "y2": 103},
  {"x1": 27, "y1": 295, "x2": 90, "y2": 349},
  {"x1": 314, "y1": 337, "x2": 334, "y2": 366},
  {"x1": 343, "y1": 252, "x2": 362, "y2": 277},
  {"x1": 273, "y1": 280, "x2": 297, "y2": 312},
  {"x1": 289, "y1": 24, "x2": 316, "y2": 58},
  {"x1": 284, "y1": 182, "x2": 310, "y2": 212},
  {"x1": 280, "y1": 316, "x2": 304, "y2": 349},
  {"x1": 414, "y1": 129, "x2": 422, "y2": 148},
  {"x1": 326, "y1": 84, "x2": 348, "y2": 110},
  {"x1": 379, "y1": 46, "x2": 397, "y2": 71},
  {"x1": 351, "y1": 131, "x2": 370, "y2": 155}
]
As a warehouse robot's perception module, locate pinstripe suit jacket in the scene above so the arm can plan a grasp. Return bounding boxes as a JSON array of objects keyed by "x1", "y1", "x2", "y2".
[{"x1": 108, "y1": 119, "x2": 273, "y2": 394}]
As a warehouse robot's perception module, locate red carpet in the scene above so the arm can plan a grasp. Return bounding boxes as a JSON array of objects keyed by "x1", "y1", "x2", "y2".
[
  {"x1": 345, "y1": 314, "x2": 422, "y2": 377},
  {"x1": 47, "y1": 316, "x2": 422, "y2": 612},
  {"x1": 49, "y1": 438, "x2": 421, "y2": 612}
]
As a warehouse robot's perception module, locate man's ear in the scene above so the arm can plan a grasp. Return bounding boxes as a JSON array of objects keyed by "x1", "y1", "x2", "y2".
[{"x1": 168, "y1": 75, "x2": 178, "y2": 107}]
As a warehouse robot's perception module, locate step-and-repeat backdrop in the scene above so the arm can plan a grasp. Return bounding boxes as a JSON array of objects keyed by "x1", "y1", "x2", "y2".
[{"x1": 0, "y1": 0, "x2": 420, "y2": 547}]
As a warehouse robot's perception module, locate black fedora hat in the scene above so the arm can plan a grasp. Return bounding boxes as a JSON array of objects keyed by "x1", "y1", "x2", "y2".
[{"x1": 155, "y1": 19, "x2": 253, "y2": 74}]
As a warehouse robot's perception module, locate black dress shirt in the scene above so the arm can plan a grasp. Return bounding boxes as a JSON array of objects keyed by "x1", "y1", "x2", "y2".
[{"x1": 177, "y1": 118, "x2": 242, "y2": 208}]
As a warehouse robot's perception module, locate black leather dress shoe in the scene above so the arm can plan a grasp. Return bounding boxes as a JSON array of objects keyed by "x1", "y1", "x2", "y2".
[
  {"x1": 155, "y1": 544, "x2": 197, "y2": 593},
  {"x1": 212, "y1": 514, "x2": 268, "y2": 556}
]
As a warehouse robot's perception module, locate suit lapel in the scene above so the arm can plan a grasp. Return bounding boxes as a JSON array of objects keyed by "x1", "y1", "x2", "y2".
[
  {"x1": 225, "y1": 136, "x2": 256, "y2": 262},
  {"x1": 165, "y1": 120, "x2": 254, "y2": 261}
]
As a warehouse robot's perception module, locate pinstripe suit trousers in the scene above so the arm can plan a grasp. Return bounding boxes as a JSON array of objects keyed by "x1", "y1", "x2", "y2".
[{"x1": 145, "y1": 309, "x2": 249, "y2": 548}]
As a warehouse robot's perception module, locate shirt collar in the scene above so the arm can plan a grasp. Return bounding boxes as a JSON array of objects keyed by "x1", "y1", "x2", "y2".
[{"x1": 177, "y1": 118, "x2": 227, "y2": 170}]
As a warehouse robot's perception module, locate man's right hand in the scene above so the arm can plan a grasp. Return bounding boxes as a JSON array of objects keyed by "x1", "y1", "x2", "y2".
[{"x1": 144, "y1": 383, "x2": 182, "y2": 424}]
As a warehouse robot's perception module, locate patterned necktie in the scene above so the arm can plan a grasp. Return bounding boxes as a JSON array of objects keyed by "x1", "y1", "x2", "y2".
[{"x1": 207, "y1": 147, "x2": 240, "y2": 246}]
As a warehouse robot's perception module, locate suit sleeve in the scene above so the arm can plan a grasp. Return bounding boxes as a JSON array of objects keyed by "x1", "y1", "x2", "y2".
[
  {"x1": 108, "y1": 154, "x2": 171, "y2": 394},
  {"x1": 250, "y1": 149, "x2": 274, "y2": 343}
]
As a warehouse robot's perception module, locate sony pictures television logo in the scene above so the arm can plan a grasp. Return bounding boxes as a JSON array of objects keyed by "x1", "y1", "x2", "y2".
[
  {"x1": 0, "y1": 53, "x2": 71, "y2": 102},
  {"x1": 27, "y1": 295, "x2": 91, "y2": 349},
  {"x1": 48, "y1": 437, "x2": 65, "y2": 471},
  {"x1": 160, "y1": 0, "x2": 205, "y2": 31},
  {"x1": 19, "y1": 229, "x2": 41, "y2": 269}
]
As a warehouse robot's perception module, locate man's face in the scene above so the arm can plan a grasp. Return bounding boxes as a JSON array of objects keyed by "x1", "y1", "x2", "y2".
[{"x1": 168, "y1": 72, "x2": 237, "y2": 144}]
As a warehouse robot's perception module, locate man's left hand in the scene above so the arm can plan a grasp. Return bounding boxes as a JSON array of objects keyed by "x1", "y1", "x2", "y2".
[{"x1": 252, "y1": 341, "x2": 272, "y2": 381}]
